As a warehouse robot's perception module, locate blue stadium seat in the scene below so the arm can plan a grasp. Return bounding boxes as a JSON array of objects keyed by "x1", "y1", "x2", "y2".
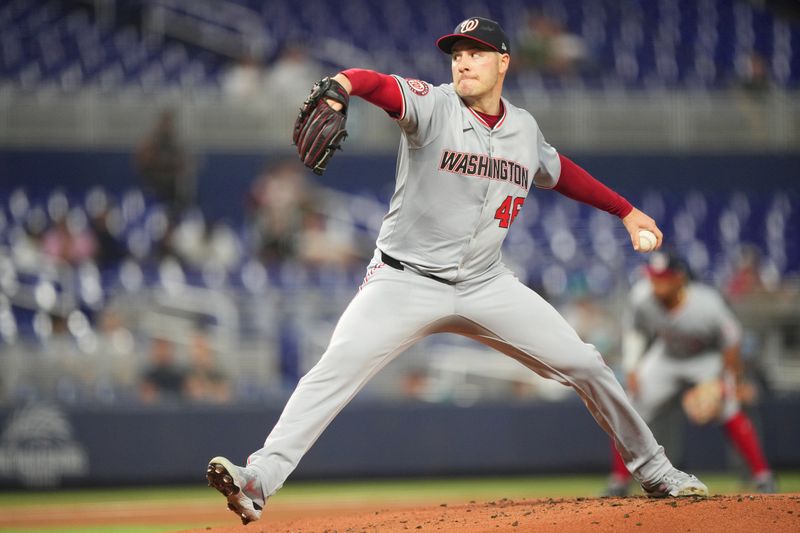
[{"x1": 1, "y1": 0, "x2": 798, "y2": 91}]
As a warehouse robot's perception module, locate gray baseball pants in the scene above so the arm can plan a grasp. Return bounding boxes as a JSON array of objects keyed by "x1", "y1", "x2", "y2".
[{"x1": 246, "y1": 254, "x2": 673, "y2": 497}]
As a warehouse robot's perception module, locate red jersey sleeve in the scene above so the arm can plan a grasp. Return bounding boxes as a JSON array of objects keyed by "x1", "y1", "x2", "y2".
[
  {"x1": 553, "y1": 154, "x2": 633, "y2": 218},
  {"x1": 341, "y1": 68, "x2": 403, "y2": 117}
]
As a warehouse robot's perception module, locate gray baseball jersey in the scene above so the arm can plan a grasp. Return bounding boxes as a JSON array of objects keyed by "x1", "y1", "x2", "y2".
[
  {"x1": 241, "y1": 75, "x2": 677, "y2": 502},
  {"x1": 628, "y1": 281, "x2": 742, "y2": 359},
  {"x1": 376, "y1": 77, "x2": 560, "y2": 282},
  {"x1": 626, "y1": 280, "x2": 743, "y2": 423}
]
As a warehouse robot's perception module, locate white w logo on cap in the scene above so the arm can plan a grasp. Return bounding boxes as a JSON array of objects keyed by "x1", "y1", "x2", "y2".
[{"x1": 460, "y1": 18, "x2": 479, "y2": 32}]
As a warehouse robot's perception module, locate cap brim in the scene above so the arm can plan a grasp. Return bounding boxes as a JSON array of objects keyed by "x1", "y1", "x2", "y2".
[{"x1": 436, "y1": 34, "x2": 502, "y2": 54}]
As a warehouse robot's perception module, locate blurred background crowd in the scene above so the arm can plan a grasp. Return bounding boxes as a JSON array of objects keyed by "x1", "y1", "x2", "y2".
[{"x1": 0, "y1": 0, "x2": 798, "y2": 412}]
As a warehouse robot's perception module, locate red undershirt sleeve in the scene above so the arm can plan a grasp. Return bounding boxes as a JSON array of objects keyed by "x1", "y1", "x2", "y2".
[
  {"x1": 553, "y1": 154, "x2": 633, "y2": 218},
  {"x1": 341, "y1": 68, "x2": 403, "y2": 117}
]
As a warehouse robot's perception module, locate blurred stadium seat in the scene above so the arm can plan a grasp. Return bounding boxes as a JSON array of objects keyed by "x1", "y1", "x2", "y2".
[{"x1": 1, "y1": 0, "x2": 798, "y2": 91}]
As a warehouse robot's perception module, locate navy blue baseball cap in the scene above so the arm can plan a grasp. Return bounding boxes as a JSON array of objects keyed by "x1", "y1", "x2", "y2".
[{"x1": 436, "y1": 17, "x2": 511, "y2": 55}]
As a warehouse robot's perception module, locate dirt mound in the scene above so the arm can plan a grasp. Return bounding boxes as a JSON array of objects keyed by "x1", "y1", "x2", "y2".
[{"x1": 188, "y1": 494, "x2": 799, "y2": 533}]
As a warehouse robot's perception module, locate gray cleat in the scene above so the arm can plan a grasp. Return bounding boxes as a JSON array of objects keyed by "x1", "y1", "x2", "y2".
[
  {"x1": 206, "y1": 456, "x2": 265, "y2": 525},
  {"x1": 642, "y1": 467, "x2": 709, "y2": 498},
  {"x1": 602, "y1": 477, "x2": 631, "y2": 497},
  {"x1": 754, "y1": 471, "x2": 778, "y2": 494}
]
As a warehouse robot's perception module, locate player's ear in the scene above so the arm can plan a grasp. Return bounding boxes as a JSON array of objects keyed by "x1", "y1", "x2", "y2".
[{"x1": 498, "y1": 53, "x2": 510, "y2": 75}]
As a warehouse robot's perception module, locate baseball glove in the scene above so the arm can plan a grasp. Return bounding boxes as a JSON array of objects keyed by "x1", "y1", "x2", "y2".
[
  {"x1": 681, "y1": 379, "x2": 724, "y2": 425},
  {"x1": 292, "y1": 77, "x2": 349, "y2": 175}
]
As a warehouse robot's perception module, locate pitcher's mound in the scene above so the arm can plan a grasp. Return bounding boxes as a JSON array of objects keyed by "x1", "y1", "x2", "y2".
[{"x1": 187, "y1": 494, "x2": 799, "y2": 532}]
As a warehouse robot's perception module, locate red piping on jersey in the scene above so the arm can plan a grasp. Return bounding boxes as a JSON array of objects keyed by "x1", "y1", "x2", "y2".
[
  {"x1": 466, "y1": 102, "x2": 504, "y2": 130},
  {"x1": 553, "y1": 155, "x2": 633, "y2": 218},
  {"x1": 495, "y1": 108, "x2": 507, "y2": 128},
  {"x1": 394, "y1": 76, "x2": 406, "y2": 121}
]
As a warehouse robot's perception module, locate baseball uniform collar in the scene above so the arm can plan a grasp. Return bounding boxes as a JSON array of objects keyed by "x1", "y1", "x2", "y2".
[{"x1": 464, "y1": 99, "x2": 507, "y2": 131}]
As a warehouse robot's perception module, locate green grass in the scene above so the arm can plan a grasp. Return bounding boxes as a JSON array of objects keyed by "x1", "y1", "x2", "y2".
[
  {"x1": 1, "y1": 471, "x2": 798, "y2": 507},
  {"x1": 0, "y1": 486, "x2": 217, "y2": 507},
  {"x1": 0, "y1": 486, "x2": 218, "y2": 507},
  {"x1": 0, "y1": 472, "x2": 797, "y2": 533}
]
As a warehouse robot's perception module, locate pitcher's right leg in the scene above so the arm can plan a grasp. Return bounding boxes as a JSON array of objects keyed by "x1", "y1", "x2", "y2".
[{"x1": 208, "y1": 262, "x2": 455, "y2": 522}]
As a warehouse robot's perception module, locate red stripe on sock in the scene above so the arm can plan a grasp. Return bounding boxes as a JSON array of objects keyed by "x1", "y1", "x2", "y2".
[
  {"x1": 611, "y1": 441, "x2": 632, "y2": 480},
  {"x1": 724, "y1": 411, "x2": 770, "y2": 475}
]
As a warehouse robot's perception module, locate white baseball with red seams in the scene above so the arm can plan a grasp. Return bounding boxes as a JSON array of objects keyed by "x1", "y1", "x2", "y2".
[{"x1": 638, "y1": 230, "x2": 658, "y2": 252}]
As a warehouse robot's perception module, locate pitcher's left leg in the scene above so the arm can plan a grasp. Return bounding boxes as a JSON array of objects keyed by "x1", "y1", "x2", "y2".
[{"x1": 456, "y1": 273, "x2": 705, "y2": 495}]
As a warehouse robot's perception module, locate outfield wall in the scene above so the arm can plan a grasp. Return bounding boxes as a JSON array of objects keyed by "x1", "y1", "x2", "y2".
[{"x1": 0, "y1": 397, "x2": 797, "y2": 489}]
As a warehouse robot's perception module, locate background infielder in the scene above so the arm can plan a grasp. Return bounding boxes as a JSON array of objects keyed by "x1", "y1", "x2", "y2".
[
  {"x1": 207, "y1": 17, "x2": 708, "y2": 525},
  {"x1": 605, "y1": 251, "x2": 776, "y2": 496}
]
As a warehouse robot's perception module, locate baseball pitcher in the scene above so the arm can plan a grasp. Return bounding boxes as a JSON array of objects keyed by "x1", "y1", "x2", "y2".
[{"x1": 207, "y1": 18, "x2": 708, "y2": 524}]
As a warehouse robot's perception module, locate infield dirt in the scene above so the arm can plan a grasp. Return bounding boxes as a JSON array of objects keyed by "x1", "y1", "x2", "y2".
[
  {"x1": 184, "y1": 494, "x2": 798, "y2": 532},
  {"x1": 3, "y1": 493, "x2": 797, "y2": 532}
]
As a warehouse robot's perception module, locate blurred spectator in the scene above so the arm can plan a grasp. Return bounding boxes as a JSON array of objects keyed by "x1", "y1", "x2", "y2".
[
  {"x1": 736, "y1": 51, "x2": 773, "y2": 96},
  {"x1": 151, "y1": 216, "x2": 181, "y2": 265},
  {"x1": 400, "y1": 367, "x2": 430, "y2": 401},
  {"x1": 725, "y1": 244, "x2": 765, "y2": 301},
  {"x1": 247, "y1": 160, "x2": 313, "y2": 263},
  {"x1": 247, "y1": 159, "x2": 359, "y2": 269},
  {"x1": 221, "y1": 54, "x2": 266, "y2": 102},
  {"x1": 264, "y1": 44, "x2": 323, "y2": 105},
  {"x1": 296, "y1": 210, "x2": 359, "y2": 270},
  {"x1": 733, "y1": 52, "x2": 773, "y2": 140},
  {"x1": 139, "y1": 337, "x2": 186, "y2": 404},
  {"x1": 184, "y1": 329, "x2": 231, "y2": 404},
  {"x1": 9, "y1": 206, "x2": 48, "y2": 268},
  {"x1": 95, "y1": 306, "x2": 138, "y2": 396},
  {"x1": 171, "y1": 211, "x2": 242, "y2": 271},
  {"x1": 516, "y1": 12, "x2": 590, "y2": 76},
  {"x1": 42, "y1": 211, "x2": 97, "y2": 265},
  {"x1": 88, "y1": 203, "x2": 127, "y2": 271},
  {"x1": 134, "y1": 110, "x2": 193, "y2": 214}
]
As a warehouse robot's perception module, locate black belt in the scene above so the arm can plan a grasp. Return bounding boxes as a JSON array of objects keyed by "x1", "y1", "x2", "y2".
[{"x1": 380, "y1": 251, "x2": 455, "y2": 285}]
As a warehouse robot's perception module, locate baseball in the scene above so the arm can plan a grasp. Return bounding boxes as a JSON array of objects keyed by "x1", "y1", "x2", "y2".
[{"x1": 638, "y1": 230, "x2": 657, "y2": 252}]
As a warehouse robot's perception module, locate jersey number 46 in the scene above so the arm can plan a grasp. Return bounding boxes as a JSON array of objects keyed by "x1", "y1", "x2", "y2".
[{"x1": 495, "y1": 196, "x2": 525, "y2": 228}]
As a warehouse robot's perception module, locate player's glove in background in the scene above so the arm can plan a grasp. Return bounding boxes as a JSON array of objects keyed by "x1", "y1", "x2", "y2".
[
  {"x1": 681, "y1": 379, "x2": 724, "y2": 425},
  {"x1": 293, "y1": 77, "x2": 349, "y2": 175}
]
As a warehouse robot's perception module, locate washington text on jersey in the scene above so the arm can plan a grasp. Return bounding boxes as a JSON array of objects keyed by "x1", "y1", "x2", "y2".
[{"x1": 439, "y1": 149, "x2": 530, "y2": 191}]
